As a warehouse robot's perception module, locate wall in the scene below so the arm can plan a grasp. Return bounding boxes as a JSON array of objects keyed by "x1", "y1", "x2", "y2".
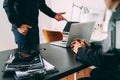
[
  {"x1": 0, "y1": 0, "x2": 16, "y2": 51},
  {"x1": 51, "y1": 0, "x2": 105, "y2": 31},
  {"x1": 51, "y1": 0, "x2": 74, "y2": 31}
]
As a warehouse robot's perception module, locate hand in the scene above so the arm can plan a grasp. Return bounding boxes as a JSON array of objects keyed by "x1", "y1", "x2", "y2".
[
  {"x1": 55, "y1": 12, "x2": 67, "y2": 21},
  {"x1": 71, "y1": 39, "x2": 85, "y2": 54},
  {"x1": 74, "y1": 38, "x2": 91, "y2": 47},
  {"x1": 18, "y1": 24, "x2": 32, "y2": 35},
  {"x1": 71, "y1": 41, "x2": 82, "y2": 54},
  {"x1": 71, "y1": 38, "x2": 91, "y2": 54}
]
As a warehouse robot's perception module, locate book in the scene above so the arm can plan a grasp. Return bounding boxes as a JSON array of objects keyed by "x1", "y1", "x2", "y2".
[
  {"x1": 3, "y1": 53, "x2": 44, "y2": 72},
  {"x1": 14, "y1": 59, "x2": 58, "y2": 80},
  {"x1": 14, "y1": 68, "x2": 45, "y2": 80}
]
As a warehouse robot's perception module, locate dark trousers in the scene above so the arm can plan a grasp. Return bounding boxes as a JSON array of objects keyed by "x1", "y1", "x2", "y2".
[
  {"x1": 79, "y1": 68, "x2": 117, "y2": 80},
  {"x1": 12, "y1": 24, "x2": 39, "y2": 52}
]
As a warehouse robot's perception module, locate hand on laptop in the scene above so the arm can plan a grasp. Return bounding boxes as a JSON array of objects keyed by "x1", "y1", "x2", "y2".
[{"x1": 71, "y1": 38, "x2": 90, "y2": 54}]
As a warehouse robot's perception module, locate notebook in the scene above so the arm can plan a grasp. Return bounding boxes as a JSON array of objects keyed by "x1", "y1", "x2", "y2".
[{"x1": 50, "y1": 22, "x2": 95, "y2": 47}]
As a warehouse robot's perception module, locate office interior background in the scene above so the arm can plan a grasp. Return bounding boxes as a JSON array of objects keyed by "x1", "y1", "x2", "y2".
[{"x1": 0, "y1": 0, "x2": 120, "y2": 51}]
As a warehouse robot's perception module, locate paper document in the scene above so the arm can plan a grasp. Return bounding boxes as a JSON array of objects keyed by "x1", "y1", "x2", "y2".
[{"x1": 43, "y1": 59, "x2": 55, "y2": 71}]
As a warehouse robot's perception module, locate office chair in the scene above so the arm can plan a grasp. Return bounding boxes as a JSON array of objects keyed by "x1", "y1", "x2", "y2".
[{"x1": 42, "y1": 29, "x2": 63, "y2": 43}]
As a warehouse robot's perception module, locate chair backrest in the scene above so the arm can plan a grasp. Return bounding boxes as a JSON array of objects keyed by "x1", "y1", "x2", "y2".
[{"x1": 42, "y1": 29, "x2": 63, "y2": 43}]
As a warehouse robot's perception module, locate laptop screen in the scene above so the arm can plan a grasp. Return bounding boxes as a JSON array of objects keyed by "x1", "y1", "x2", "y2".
[{"x1": 63, "y1": 21, "x2": 79, "y2": 32}]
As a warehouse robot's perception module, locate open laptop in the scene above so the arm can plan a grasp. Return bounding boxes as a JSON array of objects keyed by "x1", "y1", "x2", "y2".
[
  {"x1": 62, "y1": 21, "x2": 79, "y2": 34},
  {"x1": 50, "y1": 22, "x2": 95, "y2": 47}
]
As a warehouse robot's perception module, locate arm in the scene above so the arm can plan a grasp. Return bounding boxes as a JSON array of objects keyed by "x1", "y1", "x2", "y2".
[
  {"x1": 71, "y1": 39, "x2": 120, "y2": 69},
  {"x1": 77, "y1": 45, "x2": 120, "y2": 69},
  {"x1": 3, "y1": 0, "x2": 22, "y2": 27},
  {"x1": 39, "y1": 0, "x2": 56, "y2": 18},
  {"x1": 39, "y1": 0, "x2": 67, "y2": 21}
]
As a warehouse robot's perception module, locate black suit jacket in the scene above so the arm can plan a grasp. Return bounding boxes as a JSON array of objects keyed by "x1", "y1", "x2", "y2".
[{"x1": 3, "y1": 0, "x2": 56, "y2": 28}]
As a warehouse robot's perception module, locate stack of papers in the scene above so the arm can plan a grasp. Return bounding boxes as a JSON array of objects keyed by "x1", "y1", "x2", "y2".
[{"x1": 3, "y1": 52, "x2": 58, "y2": 80}]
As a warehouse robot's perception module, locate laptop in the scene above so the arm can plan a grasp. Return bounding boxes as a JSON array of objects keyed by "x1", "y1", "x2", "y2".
[
  {"x1": 62, "y1": 21, "x2": 79, "y2": 34},
  {"x1": 62, "y1": 21, "x2": 79, "y2": 41},
  {"x1": 50, "y1": 22, "x2": 95, "y2": 47}
]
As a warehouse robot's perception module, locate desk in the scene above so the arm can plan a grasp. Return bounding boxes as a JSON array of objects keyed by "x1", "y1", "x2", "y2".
[{"x1": 0, "y1": 43, "x2": 90, "y2": 80}]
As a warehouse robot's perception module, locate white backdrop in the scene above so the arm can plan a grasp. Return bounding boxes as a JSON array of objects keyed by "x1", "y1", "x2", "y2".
[
  {"x1": 51, "y1": 0, "x2": 105, "y2": 31},
  {"x1": 0, "y1": 0, "x2": 17, "y2": 51}
]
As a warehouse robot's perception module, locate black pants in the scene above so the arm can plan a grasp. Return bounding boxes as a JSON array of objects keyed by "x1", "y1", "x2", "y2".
[{"x1": 79, "y1": 68, "x2": 117, "y2": 80}]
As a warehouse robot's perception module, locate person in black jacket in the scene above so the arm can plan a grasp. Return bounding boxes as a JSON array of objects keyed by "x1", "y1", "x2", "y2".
[
  {"x1": 71, "y1": 0, "x2": 120, "y2": 80},
  {"x1": 3, "y1": 0, "x2": 67, "y2": 58}
]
